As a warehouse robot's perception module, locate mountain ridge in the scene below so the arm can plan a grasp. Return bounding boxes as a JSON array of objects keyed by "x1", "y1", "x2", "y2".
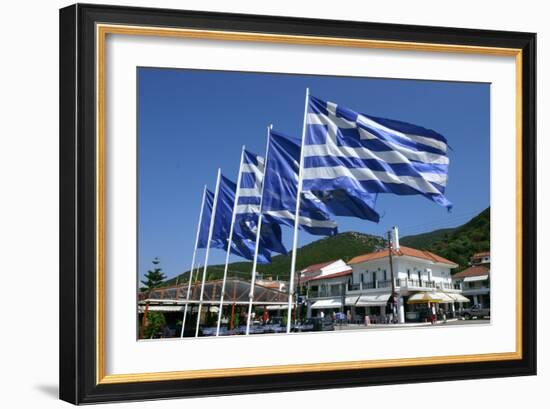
[{"x1": 163, "y1": 207, "x2": 490, "y2": 286}]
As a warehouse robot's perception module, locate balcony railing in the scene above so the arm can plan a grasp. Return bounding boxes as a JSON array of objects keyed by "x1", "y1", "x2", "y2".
[
  {"x1": 347, "y1": 280, "x2": 392, "y2": 291},
  {"x1": 308, "y1": 287, "x2": 345, "y2": 298},
  {"x1": 396, "y1": 278, "x2": 435, "y2": 288},
  {"x1": 348, "y1": 279, "x2": 461, "y2": 292},
  {"x1": 437, "y1": 282, "x2": 462, "y2": 290}
]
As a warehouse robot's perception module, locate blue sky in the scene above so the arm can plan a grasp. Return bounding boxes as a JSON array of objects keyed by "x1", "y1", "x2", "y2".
[{"x1": 138, "y1": 67, "x2": 490, "y2": 280}]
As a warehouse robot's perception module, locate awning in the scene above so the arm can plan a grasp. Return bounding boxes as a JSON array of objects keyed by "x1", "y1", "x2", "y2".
[
  {"x1": 407, "y1": 292, "x2": 443, "y2": 304},
  {"x1": 266, "y1": 305, "x2": 287, "y2": 310},
  {"x1": 433, "y1": 292, "x2": 455, "y2": 304},
  {"x1": 138, "y1": 305, "x2": 185, "y2": 313},
  {"x1": 311, "y1": 298, "x2": 342, "y2": 309},
  {"x1": 356, "y1": 293, "x2": 391, "y2": 307},
  {"x1": 448, "y1": 293, "x2": 471, "y2": 303},
  {"x1": 463, "y1": 275, "x2": 489, "y2": 282},
  {"x1": 345, "y1": 296, "x2": 359, "y2": 306}
]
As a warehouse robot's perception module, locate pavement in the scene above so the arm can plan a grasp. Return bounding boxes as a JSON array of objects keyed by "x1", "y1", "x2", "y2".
[{"x1": 333, "y1": 318, "x2": 490, "y2": 331}]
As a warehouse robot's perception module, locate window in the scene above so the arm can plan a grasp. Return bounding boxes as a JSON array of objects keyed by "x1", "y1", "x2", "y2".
[
  {"x1": 407, "y1": 269, "x2": 411, "y2": 279},
  {"x1": 383, "y1": 270, "x2": 387, "y2": 280},
  {"x1": 360, "y1": 273, "x2": 364, "y2": 283}
]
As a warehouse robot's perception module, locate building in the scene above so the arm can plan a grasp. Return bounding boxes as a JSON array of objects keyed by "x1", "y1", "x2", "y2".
[
  {"x1": 346, "y1": 227, "x2": 466, "y2": 323},
  {"x1": 256, "y1": 277, "x2": 287, "y2": 292},
  {"x1": 452, "y1": 253, "x2": 490, "y2": 308},
  {"x1": 298, "y1": 228, "x2": 468, "y2": 324},
  {"x1": 298, "y1": 260, "x2": 353, "y2": 318},
  {"x1": 470, "y1": 251, "x2": 490, "y2": 266}
]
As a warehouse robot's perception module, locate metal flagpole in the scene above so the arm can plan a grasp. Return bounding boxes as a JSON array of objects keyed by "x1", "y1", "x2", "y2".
[
  {"x1": 180, "y1": 185, "x2": 207, "y2": 338},
  {"x1": 245, "y1": 125, "x2": 272, "y2": 335},
  {"x1": 195, "y1": 169, "x2": 222, "y2": 337},
  {"x1": 216, "y1": 146, "x2": 246, "y2": 336},
  {"x1": 388, "y1": 230, "x2": 398, "y2": 324},
  {"x1": 287, "y1": 88, "x2": 310, "y2": 334}
]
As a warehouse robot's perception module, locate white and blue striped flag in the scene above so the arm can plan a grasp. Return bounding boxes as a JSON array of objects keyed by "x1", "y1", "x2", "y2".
[
  {"x1": 212, "y1": 175, "x2": 272, "y2": 263},
  {"x1": 262, "y1": 129, "x2": 338, "y2": 236},
  {"x1": 234, "y1": 149, "x2": 287, "y2": 255},
  {"x1": 303, "y1": 95, "x2": 452, "y2": 214}
]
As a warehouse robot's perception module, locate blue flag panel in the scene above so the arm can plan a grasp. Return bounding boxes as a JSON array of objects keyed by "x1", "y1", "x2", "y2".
[{"x1": 197, "y1": 189, "x2": 215, "y2": 249}]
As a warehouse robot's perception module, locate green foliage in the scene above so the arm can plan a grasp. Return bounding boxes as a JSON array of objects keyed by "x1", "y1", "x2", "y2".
[
  {"x1": 140, "y1": 257, "x2": 167, "y2": 291},
  {"x1": 399, "y1": 227, "x2": 456, "y2": 249},
  {"x1": 164, "y1": 232, "x2": 385, "y2": 285},
  {"x1": 164, "y1": 208, "x2": 489, "y2": 284},
  {"x1": 401, "y1": 207, "x2": 490, "y2": 272},
  {"x1": 142, "y1": 311, "x2": 166, "y2": 339}
]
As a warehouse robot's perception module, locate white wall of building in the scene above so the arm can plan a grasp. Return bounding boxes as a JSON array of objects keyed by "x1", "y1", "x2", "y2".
[{"x1": 351, "y1": 257, "x2": 454, "y2": 286}]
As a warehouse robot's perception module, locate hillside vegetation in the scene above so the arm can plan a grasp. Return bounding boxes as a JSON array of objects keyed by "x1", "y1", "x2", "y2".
[
  {"x1": 401, "y1": 207, "x2": 490, "y2": 272},
  {"x1": 164, "y1": 232, "x2": 385, "y2": 285},
  {"x1": 164, "y1": 207, "x2": 490, "y2": 286}
]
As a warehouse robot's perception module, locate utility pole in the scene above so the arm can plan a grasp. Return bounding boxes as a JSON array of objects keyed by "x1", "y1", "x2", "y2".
[
  {"x1": 296, "y1": 270, "x2": 301, "y2": 324},
  {"x1": 387, "y1": 230, "x2": 398, "y2": 324}
]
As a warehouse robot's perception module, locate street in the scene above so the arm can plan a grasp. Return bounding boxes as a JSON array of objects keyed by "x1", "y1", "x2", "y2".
[{"x1": 333, "y1": 318, "x2": 490, "y2": 331}]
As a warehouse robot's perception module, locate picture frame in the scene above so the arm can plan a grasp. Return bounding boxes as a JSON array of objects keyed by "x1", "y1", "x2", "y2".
[{"x1": 59, "y1": 3, "x2": 536, "y2": 404}]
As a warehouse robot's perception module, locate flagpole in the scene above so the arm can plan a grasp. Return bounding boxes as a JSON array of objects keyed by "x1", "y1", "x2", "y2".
[
  {"x1": 287, "y1": 87, "x2": 309, "y2": 334},
  {"x1": 195, "y1": 169, "x2": 222, "y2": 337},
  {"x1": 180, "y1": 185, "x2": 207, "y2": 338},
  {"x1": 245, "y1": 125, "x2": 272, "y2": 336},
  {"x1": 216, "y1": 146, "x2": 246, "y2": 336}
]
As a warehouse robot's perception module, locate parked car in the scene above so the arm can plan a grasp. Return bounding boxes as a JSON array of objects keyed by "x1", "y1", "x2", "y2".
[
  {"x1": 461, "y1": 305, "x2": 490, "y2": 320},
  {"x1": 293, "y1": 319, "x2": 315, "y2": 332},
  {"x1": 293, "y1": 317, "x2": 335, "y2": 332},
  {"x1": 314, "y1": 317, "x2": 335, "y2": 331}
]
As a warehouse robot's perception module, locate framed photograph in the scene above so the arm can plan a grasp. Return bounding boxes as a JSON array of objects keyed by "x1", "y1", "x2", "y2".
[{"x1": 59, "y1": 3, "x2": 536, "y2": 404}]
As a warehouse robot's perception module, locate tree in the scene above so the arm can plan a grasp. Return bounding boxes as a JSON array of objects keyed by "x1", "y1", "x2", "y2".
[
  {"x1": 140, "y1": 257, "x2": 166, "y2": 291},
  {"x1": 142, "y1": 312, "x2": 166, "y2": 339}
]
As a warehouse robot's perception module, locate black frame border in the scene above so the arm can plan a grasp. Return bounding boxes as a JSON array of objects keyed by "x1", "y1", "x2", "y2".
[{"x1": 59, "y1": 3, "x2": 536, "y2": 404}]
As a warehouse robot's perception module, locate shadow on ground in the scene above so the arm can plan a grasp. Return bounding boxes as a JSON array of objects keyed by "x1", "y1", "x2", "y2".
[{"x1": 34, "y1": 384, "x2": 58, "y2": 399}]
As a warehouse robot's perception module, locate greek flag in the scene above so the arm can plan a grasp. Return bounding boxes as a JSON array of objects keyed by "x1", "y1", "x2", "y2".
[
  {"x1": 210, "y1": 175, "x2": 237, "y2": 249},
  {"x1": 304, "y1": 95, "x2": 452, "y2": 213},
  {"x1": 262, "y1": 129, "x2": 338, "y2": 236},
  {"x1": 234, "y1": 150, "x2": 287, "y2": 255},
  {"x1": 197, "y1": 189, "x2": 215, "y2": 249},
  {"x1": 208, "y1": 177, "x2": 271, "y2": 263}
]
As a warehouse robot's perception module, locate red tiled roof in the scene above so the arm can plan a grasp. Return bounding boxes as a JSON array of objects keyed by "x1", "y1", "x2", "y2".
[
  {"x1": 303, "y1": 269, "x2": 352, "y2": 282},
  {"x1": 348, "y1": 246, "x2": 458, "y2": 267},
  {"x1": 472, "y1": 251, "x2": 490, "y2": 258},
  {"x1": 301, "y1": 260, "x2": 338, "y2": 273},
  {"x1": 452, "y1": 265, "x2": 490, "y2": 279}
]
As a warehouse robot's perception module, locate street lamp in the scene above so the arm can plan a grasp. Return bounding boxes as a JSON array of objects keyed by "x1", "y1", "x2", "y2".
[{"x1": 387, "y1": 230, "x2": 398, "y2": 324}]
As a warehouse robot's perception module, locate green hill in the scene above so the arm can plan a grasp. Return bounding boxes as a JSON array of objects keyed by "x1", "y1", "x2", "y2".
[
  {"x1": 401, "y1": 207, "x2": 490, "y2": 272},
  {"x1": 164, "y1": 207, "x2": 490, "y2": 286},
  {"x1": 164, "y1": 231, "x2": 385, "y2": 286},
  {"x1": 399, "y1": 227, "x2": 456, "y2": 249}
]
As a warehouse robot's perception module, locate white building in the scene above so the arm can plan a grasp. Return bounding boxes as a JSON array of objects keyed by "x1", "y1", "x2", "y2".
[
  {"x1": 298, "y1": 260, "x2": 352, "y2": 318},
  {"x1": 452, "y1": 252, "x2": 490, "y2": 308},
  {"x1": 346, "y1": 227, "x2": 466, "y2": 323}
]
